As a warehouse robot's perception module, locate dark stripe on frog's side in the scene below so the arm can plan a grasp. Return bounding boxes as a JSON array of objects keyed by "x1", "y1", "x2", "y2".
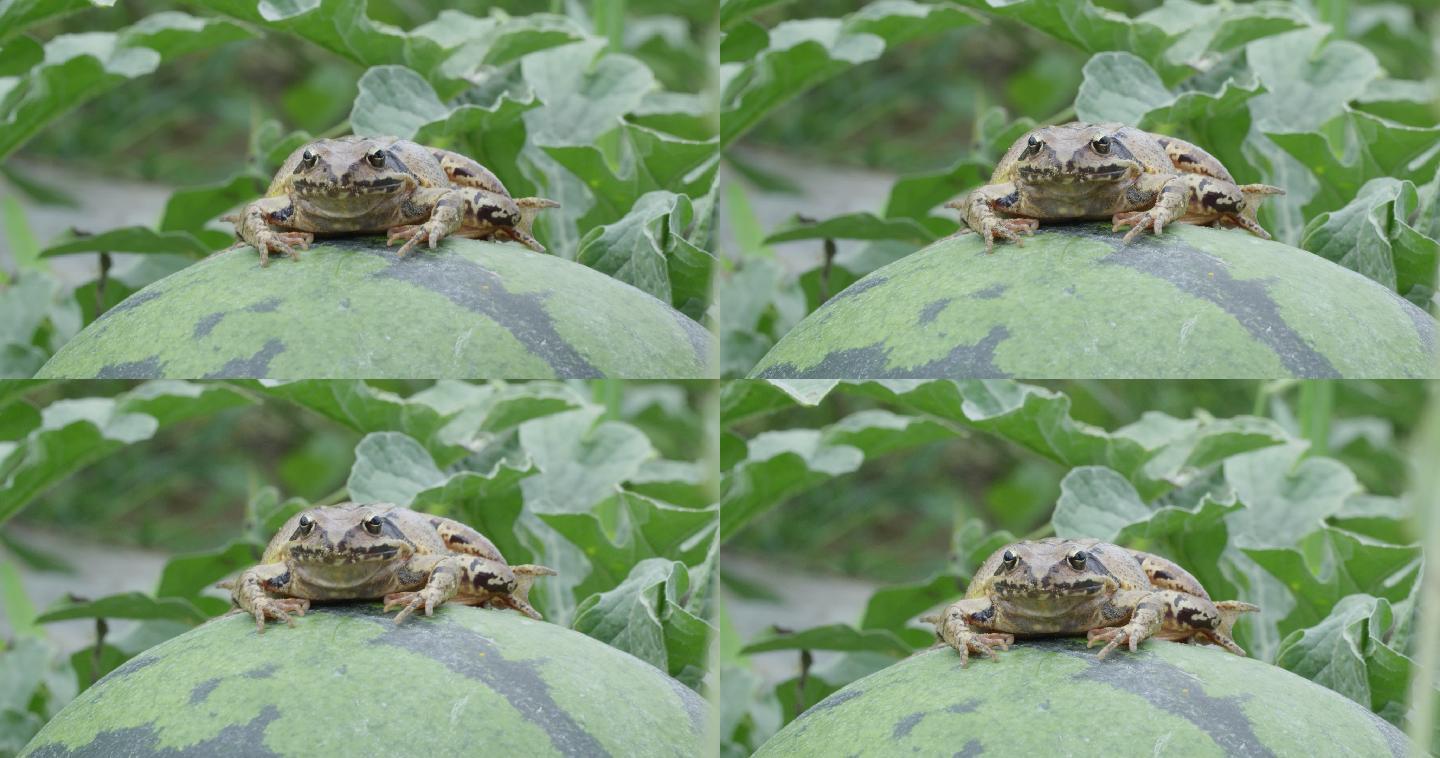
[
  {"x1": 370, "y1": 613, "x2": 612, "y2": 756},
  {"x1": 263, "y1": 570, "x2": 290, "y2": 592}
]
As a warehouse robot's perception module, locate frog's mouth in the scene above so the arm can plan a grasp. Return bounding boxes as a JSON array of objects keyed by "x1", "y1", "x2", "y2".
[
  {"x1": 288, "y1": 544, "x2": 405, "y2": 565},
  {"x1": 992, "y1": 579, "x2": 1109, "y2": 598},
  {"x1": 1017, "y1": 166, "x2": 1134, "y2": 184},
  {"x1": 292, "y1": 178, "x2": 408, "y2": 197}
]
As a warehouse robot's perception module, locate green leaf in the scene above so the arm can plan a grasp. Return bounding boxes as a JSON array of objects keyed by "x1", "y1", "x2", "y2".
[
  {"x1": 39, "y1": 227, "x2": 214, "y2": 258},
  {"x1": 820, "y1": 409, "x2": 953, "y2": 458},
  {"x1": 740, "y1": 623, "x2": 912, "y2": 656},
  {"x1": 155, "y1": 542, "x2": 258, "y2": 602},
  {"x1": 349, "y1": 65, "x2": 524, "y2": 141},
  {"x1": 1268, "y1": 112, "x2": 1440, "y2": 220},
  {"x1": 519, "y1": 407, "x2": 654, "y2": 515},
  {"x1": 721, "y1": 429, "x2": 862, "y2": 541},
  {"x1": 539, "y1": 492, "x2": 717, "y2": 599},
  {"x1": 35, "y1": 592, "x2": 206, "y2": 624},
  {"x1": 0, "y1": 14, "x2": 252, "y2": 161},
  {"x1": 1225, "y1": 444, "x2": 1361, "y2": 548},
  {"x1": 411, "y1": 12, "x2": 586, "y2": 84},
  {"x1": 720, "y1": 379, "x2": 837, "y2": 426},
  {"x1": 159, "y1": 171, "x2": 267, "y2": 234},
  {"x1": 1245, "y1": 528, "x2": 1420, "y2": 638},
  {"x1": 1301, "y1": 178, "x2": 1439, "y2": 303},
  {"x1": 764, "y1": 212, "x2": 935, "y2": 245},
  {"x1": 346, "y1": 432, "x2": 445, "y2": 505},
  {"x1": 0, "y1": 561, "x2": 39, "y2": 639},
  {"x1": 1051, "y1": 466, "x2": 1153, "y2": 541},
  {"x1": 188, "y1": 0, "x2": 448, "y2": 85},
  {"x1": 251, "y1": 380, "x2": 468, "y2": 462},
  {"x1": 571, "y1": 558, "x2": 711, "y2": 687},
  {"x1": 1245, "y1": 28, "x2": 1381, "y2": 133},
  {"x1": 1274, "y1": 593, "x2": 1424, "y2": 738},
  {"x1": 721, "y1": 2, "x2": 977, "y2": 148},
  {"x1": 859, "y1": 573, "x2": 960, "y2": 646},
  {"x1": 115, "y1": 381, "x2": 252, "y2": 427},
  {"x1": 0, "y1": 0, "x2": 117, "y2": 41},
  {"x1": 522, "y1": 39, "x2": 656, "y2": 147},
  {"x1": 951, "y1": 0, "x2": 1176, "y2": 79},
  {"x1": 0, "y1": 398, "x2": 158, "y2": 525},
  {"x1": 720, "y1": 0, "x2": 797, "y2": 31},
  {"x1": 409, "y1": 463, "x2": 537, "y2": 568},
  {"x1": 576, "y1": 190, "x2": 716, "y2": 317}
]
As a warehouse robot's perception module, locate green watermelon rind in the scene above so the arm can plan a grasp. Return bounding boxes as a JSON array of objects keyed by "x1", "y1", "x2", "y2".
[
  {"x1": 753, "y1": 639, "x2": 1410, "y2": 757},
  {"x1": 21, "y1": 605, "x2": 707, "y2": 758},
  {"x1": 751, "y1": 224, "x2": 1436, "y2": 379},
  {"x1": 37, "y1": 239, "x2": 714, "y2": 379}
]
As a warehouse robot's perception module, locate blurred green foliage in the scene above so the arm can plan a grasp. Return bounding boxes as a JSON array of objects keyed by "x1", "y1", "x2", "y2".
[
  {"x1": 719, "y1": 378, "x2": 1434, "y2": 756},
  {"x1": 0, "y1": 379, "x2": 717, "y2": 752}
]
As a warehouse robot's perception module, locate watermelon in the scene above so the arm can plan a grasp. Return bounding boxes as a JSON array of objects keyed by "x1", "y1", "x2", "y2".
[
  {"x1": 37, "y1": 239, "x2": 713, "y2": 379},
  {"x1": 21, "y1": 605, "x2": 708, "y2": 757},
  {"x1": 752, "y1": 224, "x2": 1435, "y2": 378},
  {"x1": 752, "y1": 639, "x2": 1409, "y2": 757}
]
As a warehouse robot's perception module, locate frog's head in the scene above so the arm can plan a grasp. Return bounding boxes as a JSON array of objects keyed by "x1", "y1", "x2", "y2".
[
  {"x1": 981, "y1": 538, "x2": 1119, "y2": 601},
  {"x1": 1011, "y1": 123, "x2": 1143, "y2": 186},
  {"x1": 279, "y1": 503, "x2": 415, "y2": 590},
  {"x1": 281, "y1": 137, "x2": 417, "y2": 217}
]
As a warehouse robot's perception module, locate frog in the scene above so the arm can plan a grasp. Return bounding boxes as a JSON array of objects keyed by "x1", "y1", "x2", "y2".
[
  {"x1": 946, "y1": 122, "x2": 1284, "y2": 252},
  {"x1": 920, "y1": 538, "x2": 1258, "y2": 666},
  {"x1": 222, "y1": 136, "x2": 560, "y2": 266},
  {"x1": 226, "y1": 502, "x2": 556, "y2": 633}
]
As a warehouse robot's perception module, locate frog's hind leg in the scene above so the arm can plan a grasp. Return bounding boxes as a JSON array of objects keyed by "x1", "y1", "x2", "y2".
[{"x1": 1155, "y1": 136, "x2": 1236, "y2": 183}]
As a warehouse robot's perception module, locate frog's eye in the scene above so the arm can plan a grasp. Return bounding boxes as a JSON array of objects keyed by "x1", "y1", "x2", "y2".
[
  {"x1": 300, "y1": 148, "x2": 318, "y2": 168},
  {"x1": 366, "y1": 148, "x2": 387, "y2": 168},
  {"x1": 1000, "y1": 549, "x2": 1018, "y2": 569},
  {"x1": 1091, "y1": 135, "x2": 1111, "y2": 154},
  {"x1": 1024, "y1": 135, "x2": 1043, "y2": 156},
  {"x1": 363, "y1": 515, "x2": 384, "y2": 536},
  {"x1": 297, "y1": 514, "x2": 314, "y2": 535},
  {"x1": 1067, "y1": 550, "x2": 1088, "y2": 570}
]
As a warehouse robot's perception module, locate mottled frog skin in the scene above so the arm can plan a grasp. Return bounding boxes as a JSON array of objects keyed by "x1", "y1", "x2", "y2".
[
  {"x1": 948, "y1": 123, "x2": 1284, "y2": 251},
  {"x1": 921, "y1": 538, "x2": 1258, "y2": 665},
  {"x1": 229, "y1": 503, "x2": 556, "y2": 632},
  {"x1": 225, "y1": 136, "x2": 559, "y2": 265}
]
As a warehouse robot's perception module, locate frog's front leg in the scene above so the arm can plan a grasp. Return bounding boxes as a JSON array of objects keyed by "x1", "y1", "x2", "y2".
[
  {"x1": 946, "y1": 183, "x2": 1039, "y2": 253},
  {"x1": 383, "y1": 187, "x2": 466, "y2": 258},
  {"x1": 225, "y1": 196, "x2": 314, "y2": 266},
  {"x1": 230, "y1": 562, "x2": 310, "y2": 633},
  {"x1": 921, "y1": 599, "x2": 1014, "y2": 667},
  {"x1": 1111, "y1": 173, "x2": 1189, "y2": 244}
]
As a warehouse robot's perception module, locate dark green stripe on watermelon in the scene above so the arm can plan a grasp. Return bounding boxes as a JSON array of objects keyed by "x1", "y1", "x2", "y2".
[
  {"x1": 753, "y1": 224, "x2": 1436, "y2": 379},
  {"x1": 38, "y1": 239, "x2": 714, "y2": 379},
  {"x1": 755, "y1": 639, "x2": 1410, "y2": 757},
  {"x1": 21, "y1": 605, "x2": 707, "y2": 758}
]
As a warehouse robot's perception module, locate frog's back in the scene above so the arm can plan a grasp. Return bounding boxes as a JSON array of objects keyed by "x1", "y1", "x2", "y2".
[{"x1": 384, "y1": 138, "x2": 450, "y2": 188}]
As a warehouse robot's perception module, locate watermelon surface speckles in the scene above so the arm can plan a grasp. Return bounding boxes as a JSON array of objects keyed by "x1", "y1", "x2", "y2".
[
  {"x1": 21, "y1": 605, "x2": 707, "y2": 758},
  {"x1": 753, "y1": 639, "x2": 1410, "y2": 757},
  {"x1": 752, "y1": 224, "x2": 1435, "y2": 378},
  {"x1": 36, "y1": 239, "x2": 714, "y2": 379}
]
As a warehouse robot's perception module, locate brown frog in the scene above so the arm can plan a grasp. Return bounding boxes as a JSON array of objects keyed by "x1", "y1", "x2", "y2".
[
  {"x1": 223, "y1": 136, "x2": 560, "y2": 265},
  {"x1": 921, "y1": 538, "x2": 1257, "y2": 666},
  {"x1": 227, "y1": 502, "x2": 555, "y2": 632},
  {"x1": 948, "y1": 123, "x2": 1284, "y2": 251}
]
